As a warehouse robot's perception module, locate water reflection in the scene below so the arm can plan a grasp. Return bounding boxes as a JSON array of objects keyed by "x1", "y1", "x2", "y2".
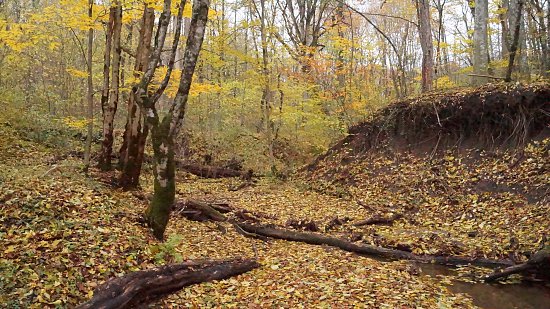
[{"x1": 420, "y1": 264, "x2": 550, "y2": 309}]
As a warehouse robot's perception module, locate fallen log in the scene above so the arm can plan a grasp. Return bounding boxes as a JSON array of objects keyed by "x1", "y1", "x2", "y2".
[
  {"x1": 177, "y1": 199, "x2": 269, "y2": 241},
  {"x1": 179, "y1": 163, "x2": 244, "y2": 178},
  {"x1": 177, "y1": 199, "x2": 230, "y2": 222},
  {"x1": 236, "y1": 223, "x2": 514, "y2": 268},
  {"x1": 229, "y1": 180, "x2": 255, "y2": 191},
  {"x1": 485, "y1": 244, "x2": 550, "y2": 282},
  {"x1": 77, "y1": 258, "x2": 259, "y2": 309},
  {"x1": 353, "y1": 213, "x2": 403, "y2": 226},
  {"x1": 178, "y1": 200, "x2": 514, "y2": 268}
]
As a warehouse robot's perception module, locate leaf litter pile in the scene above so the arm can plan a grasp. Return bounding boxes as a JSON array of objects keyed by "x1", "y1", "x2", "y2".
[{"x1": 1, "y1": 84, "x2": 549, "y2": 308}]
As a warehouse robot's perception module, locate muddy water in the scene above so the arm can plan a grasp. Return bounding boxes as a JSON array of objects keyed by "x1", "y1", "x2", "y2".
[{"x1": 419, "y1": 264, "x2": 550, "y2": 309}]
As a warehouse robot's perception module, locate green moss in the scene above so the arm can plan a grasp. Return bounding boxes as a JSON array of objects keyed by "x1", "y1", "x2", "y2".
[{"x1": 146, "y1": 114, "x2": 176, "y2": 240}]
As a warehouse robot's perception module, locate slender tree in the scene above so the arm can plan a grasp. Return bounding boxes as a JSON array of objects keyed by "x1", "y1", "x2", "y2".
[
  {"x1": 99, "y1": 2, "x2": 122, "y2": 170},
  {"x1": 505, "y1": 0, "x2": 524, "y2": 81},
  {"x1": 145, "y1": 0, "x2": 211, "y2": 239},
  {"x1": 416, "y1": 0, "x2": 434, "y2": 91},
  {"x1": 118, "y1": 2, "x2": 168, "y2": 189},
  {"x1": 472, "y1": 0, "x2": 489, "y2": 85},
  {"x1": 83, "y1": 0, "x2": 94, "y2": 171}
]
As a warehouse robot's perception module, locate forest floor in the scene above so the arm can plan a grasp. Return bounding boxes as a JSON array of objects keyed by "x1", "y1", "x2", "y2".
[
  {"x1": 0, "y1": 121, "x2": 475, "y2": 308},
  {"x1": 1, "y1": 85, "x2": 549, "y2": 308},
  {"x1": 1, "y1": 127, "x2": 548, "y2": 309}
]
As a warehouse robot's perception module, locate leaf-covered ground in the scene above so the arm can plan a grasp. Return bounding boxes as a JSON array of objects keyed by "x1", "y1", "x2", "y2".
[
  {"x1": 0, "y1": 121, "x2": 480, "y2": 308},
  {"x1": 303, "y1": 138, "x2": 549, "y2": 262}
]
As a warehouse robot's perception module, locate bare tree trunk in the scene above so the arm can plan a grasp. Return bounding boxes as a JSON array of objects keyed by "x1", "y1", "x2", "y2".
[
  {"x1": 99, "y1": 4, "x2": 122, "y2": 170},
  {"x1": 416, "y1": 0, "x2": 434, "y2": 92},
  {"x1": 505, "y1": 0, "x2": 524, "y2": 81},
  {"x1": 501, "y1": 0, "x2": 510, "y2": 58},
  {"x1": 509, "y1": 0, "x2": 528, "y2": 77},
  {"x1": 335, "y1": 0, "x2": 346, "y2": 115},
  {"x1": 472, "y1": 0, "x2": 489, "y2": 85},
  {"x1": 145, "y1": 0, "x2": 210, "y2": 240},
  {"x1": 100, "y1": 7, "x2": 114, "y2": 121},
  {"x1": 118, "y1": 7, "x2": 155, "y2": 189},
  {"x1": 530, "y1": 0, "x2": 549, "y2": 77},
  {"x1": 434, "y1": 0, "x2": 446, "y2": 87},
  {"x1": 259, "y1": 0, "x2": 275, "y2": 171},
  {"x1": 83, "y1": 0, "x2": 94, "y2": 172}
]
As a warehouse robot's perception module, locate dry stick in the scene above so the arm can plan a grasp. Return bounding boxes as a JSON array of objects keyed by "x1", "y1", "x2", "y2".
[
  {"x1": 429, "y1": 134, "x2": 442, "y2": 159},
  {"x1": 466, "y1": 74, "x2": 507, "y2": 80},
  {"x1": 183, "y1": 199, "x2": 268, "y2": 241},
  {"x1": 40, "y1": 165, "x2": 60, "y2": 178},
  {"x1": 179, "y1": 163, "x2": 245, "y2": 178},
  {"x1": 353, "y1": 213, "x2": 403, "y2": 226},
  {"x1": 484, "y1": 263, "x2": 533, "y2": 282}
]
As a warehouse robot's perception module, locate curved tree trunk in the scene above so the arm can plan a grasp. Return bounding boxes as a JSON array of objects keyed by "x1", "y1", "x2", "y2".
[{"x1": 145, "y1": 0, "x2": 210, "y2": 239}]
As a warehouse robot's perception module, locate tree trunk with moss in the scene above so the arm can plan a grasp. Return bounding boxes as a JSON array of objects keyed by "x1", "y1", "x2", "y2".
[
  {"x1": 146, "y1": 114, "x2": 176, "y2": 239},
  {"x1": 145, "y1": 0, "x2": 210, "y2": 239},
  {"x1": 118, "y1": 0, "x2": 184, "y2": 192}
]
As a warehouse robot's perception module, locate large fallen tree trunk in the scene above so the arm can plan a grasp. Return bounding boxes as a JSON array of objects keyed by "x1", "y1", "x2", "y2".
[
  {"x1": 485, "y1": 244, "x2": 550, "y2": 282},
  {"x1": 77, "y1": 258, "x2": 259, "y2": 309},
  {"x1": 176, "y1": 200, "x2": 513, "y2": 269},
  {"x1": 237, "y1": 223, "x2": 513, "y2": 268},
  {"x1": 179, "y1": 163, "x2": 245, "y2": 178}
]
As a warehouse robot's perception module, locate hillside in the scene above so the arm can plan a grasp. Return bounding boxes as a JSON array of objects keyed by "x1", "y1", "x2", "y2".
[{"x1": 303, "y1": 83, "x2": 549, "y2": 260}]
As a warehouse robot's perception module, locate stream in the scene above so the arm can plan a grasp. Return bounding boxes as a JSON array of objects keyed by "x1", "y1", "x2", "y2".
[{"x1": 419, "y1": 264, "x2": 550, "y2": 309}]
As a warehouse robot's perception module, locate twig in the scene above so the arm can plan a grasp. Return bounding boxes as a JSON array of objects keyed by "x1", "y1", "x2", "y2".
[
  {"x1": 40, "y1": 165, "x2": 60, "y2": 178},
  {"x1": 466, "y1": 74, "x2": 507, "y2": 80}
]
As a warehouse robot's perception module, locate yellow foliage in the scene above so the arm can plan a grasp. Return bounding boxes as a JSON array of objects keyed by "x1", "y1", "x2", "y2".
[
  {"x1": 435, "y1": 76, "x2": 457, "y2": 90},
  {"x1": 190, "y1": 82, "x2": 222, "y2": 97},
  {"x1": 66, "y1": 68, "x2": 89, "y2": 78},
  {"x1": 60, "y1": 116, "x2": 89, "y2": 129}
]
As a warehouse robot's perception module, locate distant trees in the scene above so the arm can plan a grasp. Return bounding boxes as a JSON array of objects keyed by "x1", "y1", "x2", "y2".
[
  {"x1": 278, "y1": 0, "x2": 332, "y2": 74},
  {"x1": 3, "y1": 0, "x2": 550, "y2": 191}
]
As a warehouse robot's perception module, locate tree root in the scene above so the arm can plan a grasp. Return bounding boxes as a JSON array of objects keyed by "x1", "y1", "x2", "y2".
[{"x1": 484, "y1": 244, "x2": 550, "y2": 282}]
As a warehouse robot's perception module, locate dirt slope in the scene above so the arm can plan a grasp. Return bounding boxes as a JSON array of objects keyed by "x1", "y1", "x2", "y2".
[{"x1": 302, "y1": 83, "x2": 549, "y2": 261}]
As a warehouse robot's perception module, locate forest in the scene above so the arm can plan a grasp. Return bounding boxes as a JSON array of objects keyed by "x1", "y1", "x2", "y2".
[{"x1": 0, "y1": 0, "x2": 549, "y2": 307}]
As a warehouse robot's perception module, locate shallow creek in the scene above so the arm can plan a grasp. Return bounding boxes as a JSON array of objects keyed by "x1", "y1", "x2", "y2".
[{"x1": 419, "y1": 264, "x2": 550, "y2": 309}]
